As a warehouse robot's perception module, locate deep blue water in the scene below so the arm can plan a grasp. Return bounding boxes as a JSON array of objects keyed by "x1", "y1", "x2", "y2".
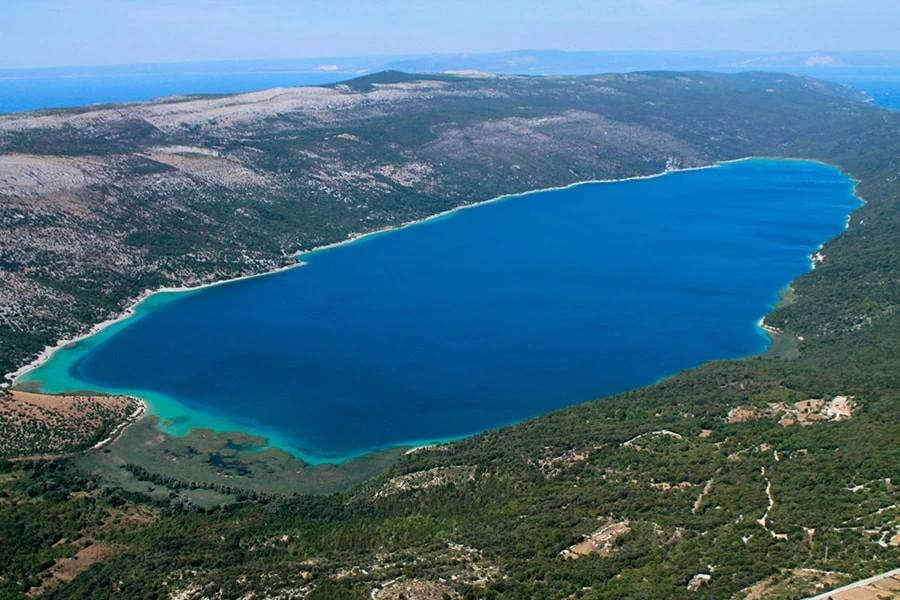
[
  {"x1": 846, "y1": 80, "x2": 900, "y2": 110},
  {"x1": 39, "y1": 159, "x2": 860, "y2": 461}
]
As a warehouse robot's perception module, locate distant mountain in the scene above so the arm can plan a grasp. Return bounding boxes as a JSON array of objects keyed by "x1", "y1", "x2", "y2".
[{"x1": 383, "y1": 49, "x2": 900, "y2": 78}]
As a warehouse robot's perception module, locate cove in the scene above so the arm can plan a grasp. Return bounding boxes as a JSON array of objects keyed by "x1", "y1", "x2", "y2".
[{"x1": 18, "y1": 159, "x2": 861, "y2": 463}]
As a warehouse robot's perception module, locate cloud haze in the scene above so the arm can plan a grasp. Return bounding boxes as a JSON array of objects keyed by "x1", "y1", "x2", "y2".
[{"x1": 2, "y1": 0, "x2": 899, "y2": 68}]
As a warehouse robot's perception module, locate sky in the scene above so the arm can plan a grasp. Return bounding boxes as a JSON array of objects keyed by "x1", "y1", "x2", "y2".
[{"x1": 2, "y1": 0, "x2": 900, "y2": 69}]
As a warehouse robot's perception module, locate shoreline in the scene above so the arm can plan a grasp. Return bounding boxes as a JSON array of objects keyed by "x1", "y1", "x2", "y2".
[
  {"x1": 91, "y1": 396, "x2": 148, "y2": 451},
  {"x1": 6, "y1": 155, "x2": 864, "y2": 463},
  {"x1": 7, "y1": 159, "x2": 728, "y2": 387},
  {"x1": 5, "y1": 262, "x2": 305, "y2": 385},
  {"x1": 5, "y1": 392, "x2": 148, "y2": 462},
  {"x1": 294, "y1": 161, "x2": 736, "y2": 259}
]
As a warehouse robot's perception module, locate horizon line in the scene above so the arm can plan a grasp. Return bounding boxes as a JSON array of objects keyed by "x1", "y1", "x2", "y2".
[{"x1": 4, "y1": 48, "x2": 900, "y2": 73}]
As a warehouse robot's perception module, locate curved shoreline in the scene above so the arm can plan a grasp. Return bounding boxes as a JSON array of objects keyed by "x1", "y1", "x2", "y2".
[
  {"x1": 91, "y1": 396, "x2": 148, "y2": 451},
  {"x1": 5, "y1": 392, "x2": 148, "y2": 462},
  {"x1": 5, "y1": 158, "x2": 736, "y2": 386},
  {"x1": 7, "y1": 156, "x2": 864, "y2": 464}
]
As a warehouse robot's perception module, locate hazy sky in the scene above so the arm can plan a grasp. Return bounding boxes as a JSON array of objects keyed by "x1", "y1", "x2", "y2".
[{"x1": 2, "y1": 0, "x2": 899, "y2": 69}]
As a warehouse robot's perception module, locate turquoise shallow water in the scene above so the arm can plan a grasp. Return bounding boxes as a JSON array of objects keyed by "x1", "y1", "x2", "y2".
[{"x1": 19, "y1": 159, "x2": 861, "y2": 463}]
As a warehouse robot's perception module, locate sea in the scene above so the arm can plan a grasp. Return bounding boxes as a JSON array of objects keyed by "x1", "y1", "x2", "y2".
[{"x1": 19, "y1": 159, "x2": 862, "y2": 462}]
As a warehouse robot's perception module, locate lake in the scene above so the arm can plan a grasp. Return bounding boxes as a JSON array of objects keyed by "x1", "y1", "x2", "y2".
[{"x1": 19, "y1": 159, "x2": 861, "y2": 463}]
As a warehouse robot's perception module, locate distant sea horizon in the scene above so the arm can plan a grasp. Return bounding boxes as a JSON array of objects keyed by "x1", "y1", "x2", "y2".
[{"x1": 2, "y1": 51, "x2": 900, "y2": 114}]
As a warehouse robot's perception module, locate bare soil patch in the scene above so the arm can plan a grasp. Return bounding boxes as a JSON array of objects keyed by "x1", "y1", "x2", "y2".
[
  {"x1": 727, "y1": 396, "x2": 853, "y2": 427},
  {"x1": 26, "y1": 542, "x2": 117, "y2": 597},
  {"x1": 0, "y1": 390, "x2": 140, "y2": 458},
  {"x1": 560, "y1": 520, "x2": 631, "y2": 559}
]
